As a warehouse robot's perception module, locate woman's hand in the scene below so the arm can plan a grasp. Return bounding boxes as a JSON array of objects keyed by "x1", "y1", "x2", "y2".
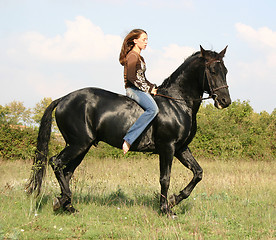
[{"x1": 151, "y1": 87, "x2": 158, "y2": 96}]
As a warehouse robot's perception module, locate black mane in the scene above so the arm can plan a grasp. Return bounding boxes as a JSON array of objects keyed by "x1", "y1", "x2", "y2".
[{"x1": 158, "y1": 49, "x2": 221, "y2": 90}]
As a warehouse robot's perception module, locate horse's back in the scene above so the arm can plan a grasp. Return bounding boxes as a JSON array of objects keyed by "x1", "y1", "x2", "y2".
[{"x1": 55, "y1": 87, "x2": 144, "y2": 148}]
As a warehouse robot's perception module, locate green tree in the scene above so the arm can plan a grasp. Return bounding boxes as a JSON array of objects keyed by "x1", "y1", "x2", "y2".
[
  {"x1": 1, "y1": 101, "x2": 31, "y2": 125},
  {"x1": 32, "y1": 97, "x2": 59, "y2": 131},
  {"x1": 0, "y1": 105, "x2": 10, "y2": 124},
  {"x1": 32, "y1": 97, "x2": 53, "y2": 124},
  {"x1": 226, "y1": 99, "x2": 253, "y2": 124},
  {"x1": 190, "y1": 100, "x2": 275, "y2": 160}
]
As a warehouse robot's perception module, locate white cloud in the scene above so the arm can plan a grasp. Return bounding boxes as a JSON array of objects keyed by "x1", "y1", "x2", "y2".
[
  {"x1": 236, "y1": 23, "x2": 276, "y2": 49},
  {"x1": 19, "y1": 16, "x2": 122, "y2": 62},
  {"x1": 1, "y1": 17, "x2": 124, "y2": 106},
  {"x1": 25, "y1": 71, "x2": 78, "y2": 100},
  {"x1": 235, "y1": 23, "x2": 276, "y2": 69},
  {"x1": 2, "y1": 17, "x2": 273, "y2": 113},
  {"x1": 163, "y1": 44, "x2": 195, "y2": 60},
  {"x1": 0, "y1": 18, "x2": 200, "y2": 106},
  {"x1": 146, "y1": 44, "x2": 195, "y2": 84},
  {"x1": 235, "y1": 22, "x2": 276, "y2": 70},
  {"x1": 233, "y1": 23, "x2": 276, "y2": 112}
]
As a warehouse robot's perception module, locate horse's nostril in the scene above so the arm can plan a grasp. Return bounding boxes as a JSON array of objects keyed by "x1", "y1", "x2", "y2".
[{"x1": 221, "y1": 98, "x2": 231, "y2": 107}]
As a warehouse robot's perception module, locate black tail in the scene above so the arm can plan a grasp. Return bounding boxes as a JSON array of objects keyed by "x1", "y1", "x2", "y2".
[{"x1": 26, "y1": 98, "x2": 62, "y2": 196}]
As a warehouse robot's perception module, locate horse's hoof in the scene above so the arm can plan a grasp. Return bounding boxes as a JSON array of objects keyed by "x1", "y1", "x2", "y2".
[
  {"x1": 169, "y1": 212, "x2": 178, "y2": 219},
  {"x1": 160, "y1": 205, "x2": 176, "y2": 218},
  {"x1": 165, "y1": 209, "x2": 177, "y2": 219},
  {"x1": 53, "y1": 197, "x2": 61, "y2": 211},
  {"x1": 64, "y1": 203, "x2": 79, "y2": 214}
]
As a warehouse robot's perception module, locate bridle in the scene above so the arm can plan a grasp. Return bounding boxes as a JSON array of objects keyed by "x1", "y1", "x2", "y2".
[
  {"x1": 204, "y1": 59, "x2": 229, "y2": 98},
  {"x1": 156, "y1": 59, "x2": 228, "y2": 102}
]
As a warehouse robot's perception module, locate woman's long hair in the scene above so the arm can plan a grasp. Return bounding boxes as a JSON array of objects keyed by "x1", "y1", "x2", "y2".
[{"x1": 119, "y1": 29, "x2": 147, "y2": 66}]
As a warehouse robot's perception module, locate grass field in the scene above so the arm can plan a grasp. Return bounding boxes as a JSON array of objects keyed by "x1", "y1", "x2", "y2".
[{"x1": 0, "y1": 156, "x2": 275, "y2": 239}]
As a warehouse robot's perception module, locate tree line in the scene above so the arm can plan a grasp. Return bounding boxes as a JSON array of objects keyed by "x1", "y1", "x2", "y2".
[
  {"x1": 0, "y1": 98, "x2": 53, "y2": 127},
  {"x1": 0, "y1": 98, "x2": 275, "y2": 161},
  {"x1": 191, "y1": 100, "x2": 275, "y2": 160}
]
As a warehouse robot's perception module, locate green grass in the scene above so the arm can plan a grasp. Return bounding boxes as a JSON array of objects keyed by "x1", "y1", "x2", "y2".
[{"x1": 0, "y1": 156, "x2": 275, "y2": 239}]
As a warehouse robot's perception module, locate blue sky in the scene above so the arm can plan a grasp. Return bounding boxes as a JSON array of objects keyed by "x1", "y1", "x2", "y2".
[{"x1": 0, "y1": 0, "x2": 275, "y2": 113}]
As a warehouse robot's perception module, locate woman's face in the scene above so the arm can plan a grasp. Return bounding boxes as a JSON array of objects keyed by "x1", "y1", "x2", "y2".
[{"x1": 134, "y1": 32, "x2": 148, "y2": 50}]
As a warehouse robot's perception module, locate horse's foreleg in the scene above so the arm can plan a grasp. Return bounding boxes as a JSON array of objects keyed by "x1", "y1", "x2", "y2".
[
  {"x1": 169, "y1": 147, "x2": 203, "y2": 208},
  {"x1": 159, "y1": 148, "x2": 174, "y2": 215}
]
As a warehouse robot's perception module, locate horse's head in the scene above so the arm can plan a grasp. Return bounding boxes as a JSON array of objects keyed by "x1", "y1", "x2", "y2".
[{"x1": 200, "y1": 45, "x2": 231, "y2": 109}]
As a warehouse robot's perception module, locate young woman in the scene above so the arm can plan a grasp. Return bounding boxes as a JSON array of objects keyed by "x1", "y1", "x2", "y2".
[{"x1": 119, "y1": 29, "x2": 159, "y2": 154}]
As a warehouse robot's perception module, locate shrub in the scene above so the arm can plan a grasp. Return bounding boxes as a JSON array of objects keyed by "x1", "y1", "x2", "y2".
[
  {"x1": 0, "y1": 100, "x2": 275, "y2": 161},
  {"x1": 190, "y1": 100, "x2": 275, "y2": 160},
  {"x1": 0, "y1": 124, "x2": 36, "y2": 160},
  {"x1": 0, "y1": 124, "x2": 64, "y2": 161}
]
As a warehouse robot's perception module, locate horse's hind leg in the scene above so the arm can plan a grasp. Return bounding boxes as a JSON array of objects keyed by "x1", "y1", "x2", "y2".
[
  {"x1": 50, "y1": 143, "x2": 90, "y2": 213},
  {"x1": 169, "y1": 147, "x2": 203, "y2": 208}
]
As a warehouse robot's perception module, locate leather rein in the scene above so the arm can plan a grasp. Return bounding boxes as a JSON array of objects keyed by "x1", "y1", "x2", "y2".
[
  {"x1": 155, "y1": 93, "x2": 213, "y2": 102},
  {"x1": 156, "y1": 59, "x2": 228, "y2": 102}
]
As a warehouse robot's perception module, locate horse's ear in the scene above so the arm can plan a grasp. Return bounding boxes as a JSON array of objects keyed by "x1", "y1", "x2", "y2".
[
  {"x1": 219, "y1": 45, "x2": 228, "y2": 58},
  {"x1": 200, "y1": 45, "x2": 206, "y2": 58}
]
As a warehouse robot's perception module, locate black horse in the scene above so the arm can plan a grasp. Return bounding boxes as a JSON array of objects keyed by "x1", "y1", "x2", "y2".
[{"x1": 26, "y1": 46, "x2": 231, "y2": 216}]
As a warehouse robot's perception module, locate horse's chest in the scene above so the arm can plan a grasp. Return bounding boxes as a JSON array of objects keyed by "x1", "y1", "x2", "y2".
[{"x1": 156, "y1": 113, "x2": 193, "y2": 142}]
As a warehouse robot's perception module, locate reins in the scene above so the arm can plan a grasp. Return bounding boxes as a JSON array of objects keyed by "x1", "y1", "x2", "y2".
[{"x1": 155, "y1": 93, "x2": 213, "y2": 102}]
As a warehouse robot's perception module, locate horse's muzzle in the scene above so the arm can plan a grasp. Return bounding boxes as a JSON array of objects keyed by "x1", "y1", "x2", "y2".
[{"x1": 213, "y1": 94, "x2": 231, "y2": 109}]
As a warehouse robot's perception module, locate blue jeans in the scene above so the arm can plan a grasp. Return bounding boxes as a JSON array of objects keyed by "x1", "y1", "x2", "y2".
[{"x1": 124, "y1": 87, "x2": 159, "y2": 146}]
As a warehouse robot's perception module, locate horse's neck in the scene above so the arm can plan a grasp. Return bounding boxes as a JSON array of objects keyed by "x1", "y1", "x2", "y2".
[
  {"x1": 158, "y1": 60, "x2": 204, "y2": 116},
  {"x1": 162, "y1": 70, "x2": 203, "y2": 100}
]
